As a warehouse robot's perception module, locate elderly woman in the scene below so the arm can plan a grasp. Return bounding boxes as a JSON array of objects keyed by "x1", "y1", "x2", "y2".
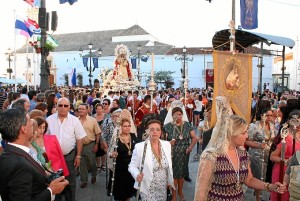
[
  {"x1": 194, "y1": 96, "x2": 285, "y2": 201},
  {"x1": 129, "y1": 119, "x2": 175, "y2": 201},
  {"x1": 163, "y1": 101, "x2": 197, "y2": 201},
  {"x1": 108, "y1": 117, "x2": 137, "y2": 201}
]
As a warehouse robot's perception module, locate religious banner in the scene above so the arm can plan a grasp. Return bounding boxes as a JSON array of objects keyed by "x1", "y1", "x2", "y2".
[
  {"x1": 240, "y1": 0, "x2": 258, "y2": 29},
  {"x1": 211, "y1": 51, "x2": 252, "y2": 126},
  {"x1": 206, "y1": 69, "x2": 214, "y2": 83}
]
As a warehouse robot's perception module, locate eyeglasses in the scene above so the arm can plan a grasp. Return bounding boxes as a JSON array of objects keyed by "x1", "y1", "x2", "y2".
[
  {"x1": 149, "y1": 128, "x2": 161, "y2": 132},
  {"x1": 38, "y1": 126, "x2": 46, "y2": 130},
  {"x1": 58, "y1": 104, "x2": 69, "y2": 108}
]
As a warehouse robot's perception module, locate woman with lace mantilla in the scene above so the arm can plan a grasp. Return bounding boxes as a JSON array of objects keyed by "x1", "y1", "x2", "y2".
[
  {"x1": 194, "y1": 96, "x2": 285, "y2": 201},
  {"x1": 164, "y1": 101, "x2": 197, "y2": 201}
]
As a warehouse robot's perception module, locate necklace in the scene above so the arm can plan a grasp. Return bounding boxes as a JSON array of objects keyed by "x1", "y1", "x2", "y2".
[
  {"x1": 226, "y1": 148, "x2": 240, "y2": 189},
  {"x1": 175, "y1": 123, "x2": 184, "y2": 140},
  {"x1": 151, "y1": 141, "x2": 162, "y2": 169},
  {"x1": 119, "y1": 134, "x2": 132, "y2": 155}
]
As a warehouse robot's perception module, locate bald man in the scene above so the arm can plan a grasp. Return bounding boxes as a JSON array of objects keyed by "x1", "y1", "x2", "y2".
[{"x1": 46, "y1": 97, "x2": 87, "y2": 201}]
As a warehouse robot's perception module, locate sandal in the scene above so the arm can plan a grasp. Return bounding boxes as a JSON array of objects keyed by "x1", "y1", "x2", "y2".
[
  {"x1": 97, "y1": 166, "x2": 101, "y2": 173},
  {"x1": 101, "y1": 165, "x2": 106, "y2": 171}
]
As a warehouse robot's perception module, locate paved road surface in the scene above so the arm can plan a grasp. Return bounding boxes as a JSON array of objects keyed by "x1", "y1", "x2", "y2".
[{"x1": 74, "y1": 144, "x2": 270, "y2": 201}]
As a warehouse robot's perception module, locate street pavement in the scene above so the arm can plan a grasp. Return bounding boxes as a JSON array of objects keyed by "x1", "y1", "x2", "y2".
[{"x1": 74, "y1": 144, "x2": 270, "y2": 201}]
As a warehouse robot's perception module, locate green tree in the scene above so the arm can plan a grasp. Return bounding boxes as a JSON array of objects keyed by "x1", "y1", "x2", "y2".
[
  {"x1": 60, "y1": 73, "x2": 69, "y2": 86},
  {"x1": 146, "y1": 70, "x2": 175, "y2": 89}
]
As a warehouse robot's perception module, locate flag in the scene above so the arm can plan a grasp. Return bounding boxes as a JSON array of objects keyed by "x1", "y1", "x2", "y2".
[
  {"x1": 34, "y1": 0, "x2": 40, "y2": 7},
  {"x1": 141, "y1": 56, "x2": 148, "y2": 62},
  {"x1": 240, "y1": 0, "x2": 258, "y2": 29},
  {"x1": 24, "y1": 0, "x2": 34, "y2": 6},
  {"x1": 68, "y1": 68, "x2": 76, "y2": 86},
  {"x1": 15, "y1": 16, "x2": 33, "y2": 38},
  {"x1": 46, "y1": 35, "x2": 59, "y2": 47},
  {"x1": 36, "y1": 34, "x2": 59, "y2": 47},
  {"x1": 59, "y1": 0, "x2": 78, "y2": 5},
  {"x1": 25, "y1": 18, "x2": 41, "y2": 34},
  {"x1": 92, "y1": 57, "x2": 98, "y2": 71},
  {"x1": 83, "y1": 57, "x2": 88, "y2": 69},
  {"x1": 131, "y1": 58, "x2": 136, "y2": 69}
]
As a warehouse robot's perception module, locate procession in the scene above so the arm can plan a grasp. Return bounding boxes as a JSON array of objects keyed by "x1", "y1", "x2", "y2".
[{"x1": 1, "y1": 0, "x2": 300, "y2": 201}]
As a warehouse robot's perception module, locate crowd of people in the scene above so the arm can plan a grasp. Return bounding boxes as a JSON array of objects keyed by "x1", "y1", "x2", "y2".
[{"x1": 0, "y1": 84, "x2": 300, "y2": 201}]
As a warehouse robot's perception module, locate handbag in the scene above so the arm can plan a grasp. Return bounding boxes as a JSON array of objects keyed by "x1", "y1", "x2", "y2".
[
  {"x1": 289, "y1": 151, "x2": 300, "y2": 201},
  {"x1": 166, "y1": 189, "x2": 172, "y2": 201}
]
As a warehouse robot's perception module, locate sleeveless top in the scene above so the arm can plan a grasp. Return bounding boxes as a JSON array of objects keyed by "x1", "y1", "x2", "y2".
[{"x1": 207, "y1": 148, "x2": 249, "y2": 201}]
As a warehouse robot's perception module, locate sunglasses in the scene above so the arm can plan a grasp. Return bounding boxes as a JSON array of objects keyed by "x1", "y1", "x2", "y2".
[
  {"x1": 58, "y1": 104, "x2": 69, "y2": 108},
  {"x1": 103, "y1": 103, "x2": 108, "y2": 105}
]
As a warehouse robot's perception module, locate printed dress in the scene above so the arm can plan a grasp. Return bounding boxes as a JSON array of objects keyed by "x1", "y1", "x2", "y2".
[
  {"x1": 248, "y1": 121, "x2": 275, "y2": 180},
  {"x1": 164, "y1": 121, "x2": 193, "y2": 178},
  {"x1": 207, "y1": 148, "x2": 249, "y2": 201},
  {"x1": 140, "y1": 146, "x2": 169, "y2": 201}
]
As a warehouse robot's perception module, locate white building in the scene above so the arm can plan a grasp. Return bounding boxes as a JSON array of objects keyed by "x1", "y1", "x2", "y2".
[{"x1": 14, "y1": 25, "x2": 274, "y2": 91}]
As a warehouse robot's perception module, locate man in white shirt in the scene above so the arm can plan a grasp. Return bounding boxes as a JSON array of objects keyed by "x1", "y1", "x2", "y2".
[
  {"x1": 0, "y1": 107, "x2": 68, "y2": 201},
  {"x1": 46, "y1": 97, "x2": 86, "y2": 201}
]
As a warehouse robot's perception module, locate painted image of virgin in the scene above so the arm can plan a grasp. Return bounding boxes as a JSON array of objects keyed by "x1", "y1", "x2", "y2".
[{"x1": 225, "y1": 63, "x2": 239, "y2": 90}]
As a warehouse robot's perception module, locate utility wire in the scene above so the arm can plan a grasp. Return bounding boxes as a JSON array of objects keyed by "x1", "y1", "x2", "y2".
[{"x1": 266, "y1": 0, "x2": 300, "y2": 7}]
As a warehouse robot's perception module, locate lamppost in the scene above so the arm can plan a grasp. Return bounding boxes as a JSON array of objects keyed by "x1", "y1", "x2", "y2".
[
  {"x1": 130, "y1": 44, "x2": 150, "y2": 84},
  {"x1": 5, "y1": 48, "x2": 14, "y2": 79},
  {"x1": 79, "y1": 42, "x2": 102, "y2": 88},
  {"x1": 175, "y1": 46, "x2": 194, "y2": 91}
]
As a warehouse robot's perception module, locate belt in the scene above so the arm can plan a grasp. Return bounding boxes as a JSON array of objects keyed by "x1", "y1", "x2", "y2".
[
  {"x1": 64, "y1": 148, "x2": 75, "y2": 156},
  {"x1": 83, "y1": 140, "x2": 95, "y2": 146}
]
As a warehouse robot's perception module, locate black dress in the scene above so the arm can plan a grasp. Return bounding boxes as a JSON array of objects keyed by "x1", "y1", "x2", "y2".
[{"x1": 113, "y1": 133, "x2": 137, "y2": 200}]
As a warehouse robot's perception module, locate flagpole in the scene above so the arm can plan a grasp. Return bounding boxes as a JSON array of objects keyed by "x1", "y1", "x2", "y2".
[
  {"x1": 13, "y1": 10, "x2": 17, "y2": 92},
  {"x1": 229, "y1": 0, "x2": 236, "y2": 52},
  {"x1": 26, "y1": 38, "x2": 29, "y2": 91},
  {"x1": 33, "y1": 35, "x2": 36, "y2": 90}
]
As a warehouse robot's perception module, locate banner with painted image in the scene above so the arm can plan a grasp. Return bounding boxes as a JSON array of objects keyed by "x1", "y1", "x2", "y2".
[
  {"x1": 240, "y1": 0, "x2": 258, "y2": 29},
  {"x1": 211, "y1": 51, "x2": 252, "y2": 126}
]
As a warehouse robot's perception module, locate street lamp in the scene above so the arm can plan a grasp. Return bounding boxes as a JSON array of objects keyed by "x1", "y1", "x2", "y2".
[
  {"x1": 5, "y1": 48, "x2": 14, "y2": 79},
  {"x1": 130, "y1": 44, "x2": 150, "y2": 84},
  {"x1": 175, "y1": 46, "x2": 194, "y2": 90},
  {"x1": 79, "y1": 42, "x2": 102, "y2": 88}
]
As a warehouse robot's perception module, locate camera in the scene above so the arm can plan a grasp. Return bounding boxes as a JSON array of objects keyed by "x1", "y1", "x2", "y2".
[{"x1": 46, "y1": 169, "x2": 63, "y2": 184}]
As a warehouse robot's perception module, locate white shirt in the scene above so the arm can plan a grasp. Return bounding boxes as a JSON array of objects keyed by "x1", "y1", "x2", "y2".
[
  {"x1": 46, "y1": 113, "x2": 87, "y2": 155},
  {"x1": 194, "y1": 100, "x2": 203, "y2": 112},
  {"x1": 21, "y1": 94, "x2": 29, "y2": 100},
  {"x1": 0, "y1": 134, "x2": 2, "y2": 148},
  {"x1": 7, "y1": 142, "x2": 30, "y2": 153}
]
